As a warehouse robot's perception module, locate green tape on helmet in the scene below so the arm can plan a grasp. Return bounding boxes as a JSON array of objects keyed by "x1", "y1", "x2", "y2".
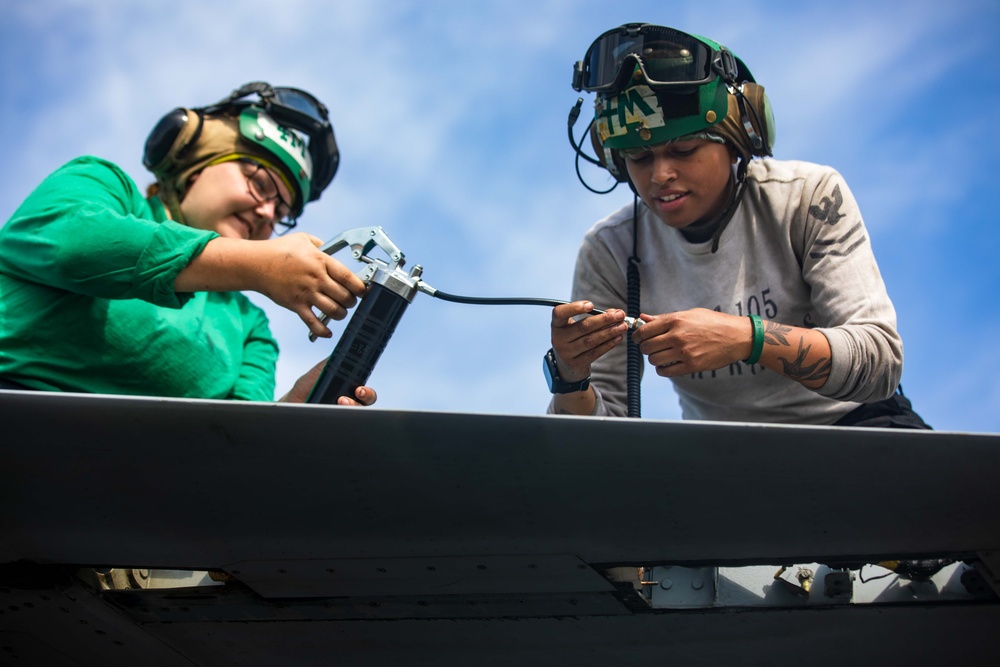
[
  {"x1": 595, "y1": 65, "x2": 730, "y2": 150},
  {"x1": 238, "y1": 107, "x2": 312, "y2": 211}
]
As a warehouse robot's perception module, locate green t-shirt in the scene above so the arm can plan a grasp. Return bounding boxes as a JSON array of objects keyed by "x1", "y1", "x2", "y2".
[{"x1": 0, "y1": 156, "x2": 278, "y2": 400}]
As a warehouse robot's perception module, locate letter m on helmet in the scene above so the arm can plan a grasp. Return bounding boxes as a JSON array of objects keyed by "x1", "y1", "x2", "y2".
[{"x1": 598, "y1": 87, "x2": 661, "y2": 140}]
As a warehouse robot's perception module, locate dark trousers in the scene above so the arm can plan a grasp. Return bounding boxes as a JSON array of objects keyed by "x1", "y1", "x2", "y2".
[{"x1": 832, "y1": 387, "x2": 931, "y2": 429}]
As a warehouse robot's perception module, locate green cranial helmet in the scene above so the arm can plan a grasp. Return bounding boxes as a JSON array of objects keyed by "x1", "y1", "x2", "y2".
[
  {"x1": 575, "y1": 25, "x2": 774, "y2": 247},
  {"x1": 583, "y1": 26, "x2": 772, "y2": 162},
  {"x1": 144, "y1": 82, "x2": 339, "y2": 226},
  {"x1": 581, "y1": 28, "x2": 737, "y2": 150}
]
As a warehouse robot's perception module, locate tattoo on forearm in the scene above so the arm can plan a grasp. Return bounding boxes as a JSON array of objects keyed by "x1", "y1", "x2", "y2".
[
  {"x1": 778, "y1": 337, "x2": 832, "y2": 383},
  {"x1": 764, "y1": 321, "x2": 792, "y2": 346}
]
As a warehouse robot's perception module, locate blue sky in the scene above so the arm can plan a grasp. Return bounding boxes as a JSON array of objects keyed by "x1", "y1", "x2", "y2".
[{"x1": 2, "y1": 0, "x2": 998, "y2": 433}]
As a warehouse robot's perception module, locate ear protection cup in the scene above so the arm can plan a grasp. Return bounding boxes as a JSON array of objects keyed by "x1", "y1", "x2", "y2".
[
  {"x1": 733, "y1": 82, "x2": 774, "y2": 158},
  {"x1": 588, "y1": 122, "x2": 630, "y2": 183},
  {"x1": 142, "y1": 107, "x2": 204, "y2": 174}
]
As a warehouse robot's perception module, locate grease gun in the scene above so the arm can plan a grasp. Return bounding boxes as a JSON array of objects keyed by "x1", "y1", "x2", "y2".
[{"x1": 306, "y1": 226, "x2": 640, "y2": 405}]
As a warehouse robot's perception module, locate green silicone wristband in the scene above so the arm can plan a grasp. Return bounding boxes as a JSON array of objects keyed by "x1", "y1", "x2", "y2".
[{"x1": 745, "y1": 314, "x2": 764, "y2": 365}]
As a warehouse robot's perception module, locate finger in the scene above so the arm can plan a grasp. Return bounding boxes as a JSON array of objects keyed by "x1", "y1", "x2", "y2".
[
  {"x1": 566, "y1": 330, "x2": 625, "y2": 368},
  {"x1": 580, "y1": 308, "x2": 627, "y2": 332},
  {"x1": 654, "y1": 360, "x2": 684, "y2": 377},
  {"x1": 629, "y1": 314, "x2": 661, "y2": 344},
  {"x1": 553, "y1": 309, "x2": 626, "y2": 342},
  {"x1": 577, "y1": 320, "x2": 628, "y2": 350},
  {"x1": 299, "y1": 306, "x2": 332, "y2": 339},
  {"x1": 558, "y1": 316, "x2": 627, "y2": 356},
  {"x1": 551, "y1": 301, "x2": 594, "y2": 328},
  {"x1": 646, "y1": 348, "x2": 678, "y2": 368},
  {"x1": 325, "y1": 258, "x2": 368, "y2": 297},
  {"x1": 336, "y1": 392, "x2": 373, "y2": 407},
  {"x1": 637, "y1": 329, "x2": 677, "y2": 356},
  {"x1": 354, "y1": 385, "x2": 377, "y2": 406},
  {"x1": 559, "y1": 314, "x2": 628, "y2": 352},
  {"x1": 306, "y1": 233, "x2": 324, "y2": 247},
  {"x1": 313, "y1": 293, "x2": 352, "y2": 322},
  {"x1": 313, "y1": 302, "x2": 347, "y2": 326}
]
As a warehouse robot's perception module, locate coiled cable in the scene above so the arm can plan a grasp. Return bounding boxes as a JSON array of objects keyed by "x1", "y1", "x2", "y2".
[{"x1": 625, "y1": 194, "x2": 642, "y2": 418}]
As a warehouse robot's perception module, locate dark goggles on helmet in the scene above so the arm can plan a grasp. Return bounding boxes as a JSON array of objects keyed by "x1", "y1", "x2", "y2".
[
  {"x1": 572, "y1": 23, "x2": 740, "y2": 94},
  {"x1": 207, "y1": 82, "x2": 339, "y2": 205}
]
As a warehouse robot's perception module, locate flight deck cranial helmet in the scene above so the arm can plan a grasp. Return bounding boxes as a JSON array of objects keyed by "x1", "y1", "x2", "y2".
[
  {"x1": 142, "y1": 82, "x2": 339, "y2": 229},
  {"x1": 572, "y1": 23, "x2": 775, "y2": 182}
]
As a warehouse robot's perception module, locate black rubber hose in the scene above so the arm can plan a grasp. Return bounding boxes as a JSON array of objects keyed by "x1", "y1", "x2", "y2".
[
  {"x1": 430, "y1": 291, "x2": 570, "y2": 309},
  {"x1": 429, "y1": 288, "x2": 640, "y2": 414}
]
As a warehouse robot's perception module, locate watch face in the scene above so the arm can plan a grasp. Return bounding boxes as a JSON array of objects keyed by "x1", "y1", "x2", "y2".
[
  {"x1": 543, "y1": 350, "x2": 558, "y2": 393},
  {"x1": 544, "y1": 349, "x2": 589, "y2": 394}
]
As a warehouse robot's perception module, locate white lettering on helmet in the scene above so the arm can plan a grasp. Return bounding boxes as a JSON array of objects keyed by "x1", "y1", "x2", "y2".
[
  {"x1": 256, "y1": 112, "x2": 313, "y2": 179},
  {"x1": 597, "y1": 85, "x2": 666, "y2": 140}
]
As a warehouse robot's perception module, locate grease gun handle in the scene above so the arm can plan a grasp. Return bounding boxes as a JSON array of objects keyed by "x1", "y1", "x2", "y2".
[
  {"x1": 318, "y1": 226, "x2": 406, "y2": 272},
  {"x1": 310, "y1": 226, "x2": 407, "y2": 342}
]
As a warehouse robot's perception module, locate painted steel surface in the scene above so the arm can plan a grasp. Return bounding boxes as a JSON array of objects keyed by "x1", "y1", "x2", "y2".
[{"x1": 2, "y1": 391, "x2": 999, "y2": 665}]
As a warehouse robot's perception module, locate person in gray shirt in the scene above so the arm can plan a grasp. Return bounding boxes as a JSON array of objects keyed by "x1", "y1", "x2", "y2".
[{"x1": 545, "y1": 23, "x2": 928, "y2": 428}]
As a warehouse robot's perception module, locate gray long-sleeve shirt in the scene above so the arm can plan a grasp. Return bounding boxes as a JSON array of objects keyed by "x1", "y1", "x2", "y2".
[{"x1": 554, "y1": 158, "x2": 902, "y2": 424}]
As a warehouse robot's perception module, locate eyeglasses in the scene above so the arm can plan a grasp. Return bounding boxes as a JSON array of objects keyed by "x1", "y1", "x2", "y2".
[
  {"x1": 238, "y1": 159, "x2": 295, "y2": 231},
  {"x1": 572, "y1": 23, "x2": 739, "y2": 94}
]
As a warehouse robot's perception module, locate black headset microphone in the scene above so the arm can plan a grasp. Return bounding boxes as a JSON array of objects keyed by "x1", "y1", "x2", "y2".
[
  {"x1": 567, "y1": 98, "x2": 620, "y2": 195},
  {"x1": 567, "y1": 98, "x2": 599, "y2": 166}
]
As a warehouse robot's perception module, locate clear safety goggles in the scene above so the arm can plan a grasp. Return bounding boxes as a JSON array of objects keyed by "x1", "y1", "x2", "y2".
[{"x1": 572, "y1": 24, "x2": 739, "y2": 94}]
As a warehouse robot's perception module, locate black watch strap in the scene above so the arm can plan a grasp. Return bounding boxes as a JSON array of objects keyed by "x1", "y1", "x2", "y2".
[{"x1": 543, "y1": 348, "x2": 591, "y2": 394}]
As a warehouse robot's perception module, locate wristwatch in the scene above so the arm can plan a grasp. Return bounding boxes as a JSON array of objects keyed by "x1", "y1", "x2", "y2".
[{"x1": 543, "y1": 348, "x2": 591, "y2": 394}]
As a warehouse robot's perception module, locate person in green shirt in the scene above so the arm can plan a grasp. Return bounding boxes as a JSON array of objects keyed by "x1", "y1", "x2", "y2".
[{"x1": 0, "y1": 82, "x2": 373, "y2": 405}]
